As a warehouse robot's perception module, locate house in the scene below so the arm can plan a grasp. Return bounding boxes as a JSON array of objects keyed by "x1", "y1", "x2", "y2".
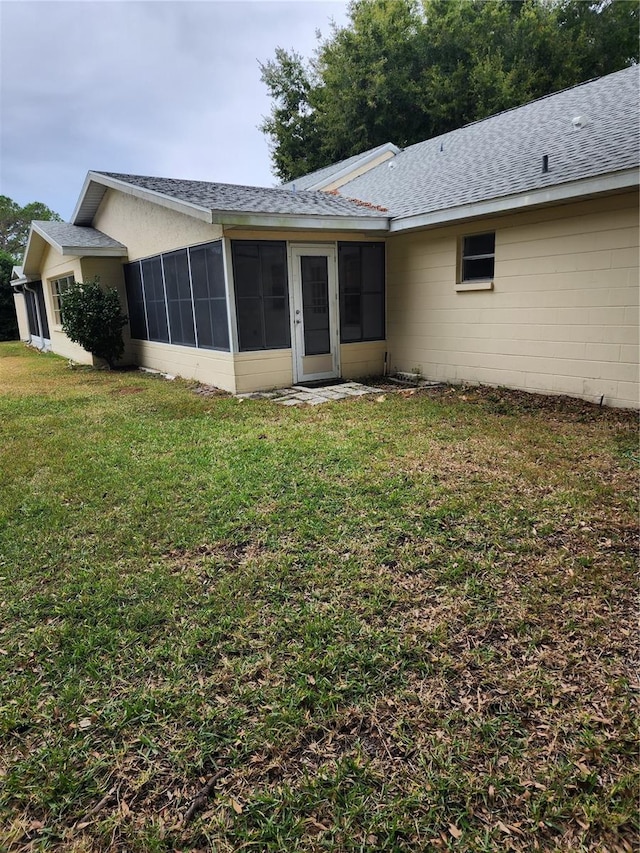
[{"x1": 13, "y1": 65, "x2": 639, "y2": 407}]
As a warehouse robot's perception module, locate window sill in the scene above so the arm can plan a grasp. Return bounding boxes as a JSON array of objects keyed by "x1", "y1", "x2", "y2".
[{"x1": 455, "y1": 280, "x2": 494, "y2": 292}]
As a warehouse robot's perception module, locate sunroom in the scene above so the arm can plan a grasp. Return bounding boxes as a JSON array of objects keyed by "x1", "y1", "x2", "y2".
[
  {"x1": 121, "y1": 235, "x2": 387, "y2": 393},
  {"x1": 14, "y1": 172, "x2": 390, "y2": 394}
]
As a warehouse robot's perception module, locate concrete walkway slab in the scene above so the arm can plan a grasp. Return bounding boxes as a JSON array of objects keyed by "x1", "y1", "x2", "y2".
[{"x1": 236, "y1": 381, "x2": 384, "y2": 406}]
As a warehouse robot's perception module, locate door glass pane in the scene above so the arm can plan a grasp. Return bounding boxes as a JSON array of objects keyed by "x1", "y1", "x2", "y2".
[{"x1": 301, "y1": 256, "x2": 330, "y2": 356}]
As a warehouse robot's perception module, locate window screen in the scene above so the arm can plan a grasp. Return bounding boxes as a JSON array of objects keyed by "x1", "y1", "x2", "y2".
[
  {"x1": 189, "y1": 242, "x2": 229, "y2": 351},
  {"x1": 124, "y1": 261, "x2": 147, "y2": 340},
  {"x1": 163, "y1": 249, "x2": 195, "y2": 347},
  {"x1": 141, "y1": 256, "x2": 169, "y2": 343},
  {"x1": 338, "y1": 243, "x2": 385, "y2": 343},
  {"x1": 232, "y1": 241, "x2": 290, "y2": 351},
  {"x1": 124, "y1": 241, "x2": 230, "y2": 352}
]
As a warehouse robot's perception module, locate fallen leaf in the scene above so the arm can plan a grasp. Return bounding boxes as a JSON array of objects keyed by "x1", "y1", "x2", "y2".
[
  {"x1": 449, "y1": 823, "x2": 462, "y2": 839},
  {"x1": 496, "y1": 821, "x2": 512, "y2": 835},
  {"x1": 78, "y1": 718, "x2": 92, "y2": 729},
  {"x1": 231, "y1": 799, "x2": 243, "y2": 814},
  {"x1": 306, "y1": 674, "x2": 316, "y2": 685}
]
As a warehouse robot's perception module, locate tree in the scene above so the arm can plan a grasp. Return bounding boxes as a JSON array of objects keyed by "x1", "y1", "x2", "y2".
[
  {"x1": 260, "y1": 0, "x2": 639, "y2": 182},
  {"x1": 0, "y1": 249, "x2": 18, "y2": 342},
  {"x1": 0, "y1": 196, "x2": 61, "y2": 259},
  {"x1": 61, "y1": 278, "x2": 127, "y2": 369},
  {"x1": 259, "y1": 48, "x2": 324, "y2": 182},
  {"x1": 0, "y1": 195, "x2": 62, "y2": 341}
]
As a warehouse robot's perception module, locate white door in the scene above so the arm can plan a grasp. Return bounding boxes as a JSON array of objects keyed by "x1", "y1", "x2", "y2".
[{"x1": 290, "y1": 245, "x2": 340, "y2": 384}]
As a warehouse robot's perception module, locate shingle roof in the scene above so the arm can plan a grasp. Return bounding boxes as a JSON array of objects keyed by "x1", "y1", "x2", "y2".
[
  {"x1": 32, "y1": 220, "x2": 127, "y2": 250},
  {"x1": 280, "y1": 143, "x2": 400, "y2": 191},
  {"x1": 93, "y1": 173, "x2": 388, "y2": 219},
  {"x1": 339, "y1": 65, "x2": 640, "y2": 220}
]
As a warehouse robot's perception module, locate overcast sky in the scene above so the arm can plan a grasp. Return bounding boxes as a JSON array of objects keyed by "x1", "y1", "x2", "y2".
[{"x1": 0, "y1": 0, "x2": 348, "y2": 219}]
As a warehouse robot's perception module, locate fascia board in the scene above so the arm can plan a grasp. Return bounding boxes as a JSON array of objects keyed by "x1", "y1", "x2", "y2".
[
  {"x1": 215, "y1": 211, "x2": 389, "y2": 231},
  {"x1": 389, "y1": 168, "x2": 640, "y2": 233},
  {"x1": 74, "y1": 171, "x2": 214, "y2": 225},
  {"x1": 59, "y1": 246, "x2": 128, "y2": 257}
]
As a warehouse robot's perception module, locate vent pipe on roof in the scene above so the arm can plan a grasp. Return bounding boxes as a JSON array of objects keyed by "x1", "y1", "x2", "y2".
[
  {"x1": 542, "y1": 154, "x2": 549, "y2": 173},
  {"x1": 291, "y1": 183, "x2": 296, "y2": 193}
]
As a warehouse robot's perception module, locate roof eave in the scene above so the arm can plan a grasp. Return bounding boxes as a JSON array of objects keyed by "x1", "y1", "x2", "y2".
[
  {"x1": 217, "y1": 211, "x2": 390, "y2": 232},
  {"x1": 59, "y1": 246, "x2": 128, "y2": 257},
  {"x1": 31, "y1": 222, "x2": 127, "y2": 258},
  {"x1": 21, "y1": 226, "x2": 46, "y2": 277},
  {"x1": 72, "y1": 171, "x2": 214, "y2": 226},
  {"x1": 389, "y1": 168, "x2": 639, "y2": 233}
]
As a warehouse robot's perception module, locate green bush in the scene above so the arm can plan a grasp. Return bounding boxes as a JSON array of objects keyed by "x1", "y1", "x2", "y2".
[{"x1": 61, "y1": 277, "x2": 127, "y2": 369}]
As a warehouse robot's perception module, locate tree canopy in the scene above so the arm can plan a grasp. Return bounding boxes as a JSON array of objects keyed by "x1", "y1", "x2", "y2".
[
  {"x1": 0, "y1": 195, "x2": 61, "y2": 259},
  {"x1": 0, "y1": 196, "x2": 61, "y2": 342},
  {"x1": 260, "y1": 0, "x2": 639, "y2": 183}
]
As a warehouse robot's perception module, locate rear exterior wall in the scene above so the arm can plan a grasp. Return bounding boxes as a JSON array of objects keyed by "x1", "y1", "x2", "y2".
[{"x1": 386, "y1": 191, "x2": 639, "y2": 409}]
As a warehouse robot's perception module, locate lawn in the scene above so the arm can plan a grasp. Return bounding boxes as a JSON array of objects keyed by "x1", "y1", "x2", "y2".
[{"x1": 0, "y1": 342, "x2": 637, "y2": 853}]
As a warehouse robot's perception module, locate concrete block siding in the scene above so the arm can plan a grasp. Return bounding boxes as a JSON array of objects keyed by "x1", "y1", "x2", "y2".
[{"x1": 386, "y1": 191, "x2": 639, "y2": 409}]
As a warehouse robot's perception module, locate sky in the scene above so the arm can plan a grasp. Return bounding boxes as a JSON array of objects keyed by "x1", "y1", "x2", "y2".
[{"x1": 0, "y1": 0, "x2": 349, "y2": 220}]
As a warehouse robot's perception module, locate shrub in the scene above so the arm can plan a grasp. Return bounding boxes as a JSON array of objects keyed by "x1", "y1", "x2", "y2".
[{"x1": 61, "y1": 277, "x2": 127, "y2": 369}]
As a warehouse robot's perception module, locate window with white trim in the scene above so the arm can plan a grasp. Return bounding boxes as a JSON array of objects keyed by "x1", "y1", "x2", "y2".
[
  {"x1": 50, "y1": 275, "x2": 75, "y2": 326},
  {"x1": 460, "y1": 233, "x2": 495, "y2": 282}
]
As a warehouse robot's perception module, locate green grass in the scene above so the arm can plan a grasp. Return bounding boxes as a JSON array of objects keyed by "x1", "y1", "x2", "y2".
[{"x1": 0, "y1": 341, "x2": 637, "y2": 852}]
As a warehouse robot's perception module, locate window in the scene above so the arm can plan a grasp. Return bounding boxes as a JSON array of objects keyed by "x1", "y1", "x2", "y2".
[
  {"x1": 50, "y1": 274, "x2": 75, "y2": 326},
  {"x1": 123, "y1": 240, "x2": 230, "y2": 351},
  {"x1": 338, "y1": 243, "x2": 385, "y2": 343},
  {"x1": 232, "y1": 241, "x2": 290, "y2": 351},
  {"x1": 461, "y1": 232, "x2": 495, "y2": 282}
]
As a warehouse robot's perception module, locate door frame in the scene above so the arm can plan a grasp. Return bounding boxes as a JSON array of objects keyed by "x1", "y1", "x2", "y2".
[{"x1": 288, "y1": 243, "x2": 341, "y2": 384}]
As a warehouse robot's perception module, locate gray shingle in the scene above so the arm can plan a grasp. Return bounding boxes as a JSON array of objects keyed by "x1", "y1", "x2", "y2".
[
  {"x1": 93, "y1": 173, "x2": 388, "y2": 219},
  {"x1": 32, "y1": 220, "x2": 126, "y2": 250},
  {"x1": 340, "y1": 66, "x2": 639, "y2": 220}
]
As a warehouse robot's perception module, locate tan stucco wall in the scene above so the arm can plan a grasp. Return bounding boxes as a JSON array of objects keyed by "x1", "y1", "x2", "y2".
[
  {"x1": 13, "y1": 292, "x2": 30, "y2": 340},
  {"x1": 341, "y1": 341, "x2": 387, "y2": 379},
  {"x1": 39, "y1": 244, "x2": 95, "y2": 364},
  {"x1": 128, "y1": 340, "x2": 236, "y2": 392},
  {"x1": 386, "y1": 191, "x2": 639, "y2": 409},
  {"x1": 93, "y1": 189, "x2": 223, "y2": 261},
  {"x1": 234, "y1": 350, "x2": 293, "y2": 393}
]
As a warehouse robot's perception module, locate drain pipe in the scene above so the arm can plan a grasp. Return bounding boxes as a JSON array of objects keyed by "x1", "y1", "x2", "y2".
[{"x1": 24, "y1": 282, "x2": 44, "y2": 347}]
